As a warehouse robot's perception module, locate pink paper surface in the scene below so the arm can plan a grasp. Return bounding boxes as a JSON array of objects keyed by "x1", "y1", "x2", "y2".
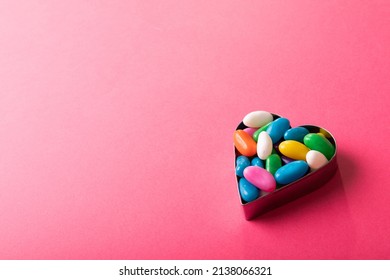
[{"x1": 0, "y1": 1, "x2": 389, "y2": 259}]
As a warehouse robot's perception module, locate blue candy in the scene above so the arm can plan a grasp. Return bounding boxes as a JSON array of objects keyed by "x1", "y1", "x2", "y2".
[
  {"x1": 251, "y1": 157, "x2": 264, "y2": 168},
  {"x1": 239, "y1": 178, "x2": 260, "y2": 202},
  {"x1": 235, "y1": 156, "x2": 250, "y2": 177},
  {"x1": 274, "y1": 160, "x2": 309, "y2": 185},
  {"x1": 284, "y1": 127, "x2": 310, "y2": 143},
  {"x1": 266, "y1": 117, "x2": 290, "y2": 143}
]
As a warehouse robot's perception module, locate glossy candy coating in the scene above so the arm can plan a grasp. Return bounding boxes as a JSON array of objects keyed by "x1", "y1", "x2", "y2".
[
  {"x1": 266, "y1": 117, "x2": 290, "y2": 143},
  {"x1": 235, "y1": 156, "x2": 250, "y2": 177},
  {"x1": 243, "y1": 111, "x2": 273, "y2": 128},
  {"x1": 251, "y1": 157, "x2": 264, "y2": 168},
  {"x1": 319, "y1": 128, "x2": 332, "y2": 138},
  {"x1": 257, "y1": 131, "x2": 273, "y2": 160},
  {"x1": 266, "y1": 154, "x2": 282, "y2": 176},
  {"x1": 284, "y1": 127, "x2": 309, "y2": 143},
  {"x1": 243, "y1": 166, "x2": 276, "y2": 192},
  {"x1": 252, "y1": 122, "x2": 272, "y2": 142},
  {"x1": 306, "y1": 150, "x2": 329, "y2": 170},
  {"x1": 239, "y1": 178, "x2": 260, "y2": 203},
  {"x1": 243, "y1": 127, "x2": 257, "y2": 137},
  {"x1": 281, "y1": 155, "x2": 295, "y2": 164},
  {"x1": 279, "y1": 140, "x2": 310, "y2": 160},
  {"x1": 274, "y1": 160, "x2": 309, "y2": 185},
  {"x1": 235, "y1": 111, "x2": 337, "y2": 213},
  {"x1": 303, "y1": 133, "x2": 335, "y2": 160},
  {"x1": 233, "y1": 130, "x2": 257, "y2": 157}
]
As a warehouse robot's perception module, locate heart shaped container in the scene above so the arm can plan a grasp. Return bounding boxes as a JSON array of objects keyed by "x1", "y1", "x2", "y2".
[{"x1": 235, "y1": 113, "x2": 338, "y2": 220}]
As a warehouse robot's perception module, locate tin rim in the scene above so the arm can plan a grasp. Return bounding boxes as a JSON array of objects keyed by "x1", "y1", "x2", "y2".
[{"x1": 234, "y1": 114, "x2": 337, "y2": 206}]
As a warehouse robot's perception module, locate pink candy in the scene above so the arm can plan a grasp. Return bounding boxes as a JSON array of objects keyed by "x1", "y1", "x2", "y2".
[
  {"x1": 243, "y1": 166, "x2": 276, "y2": 192},
  {"x1": 243, "y1": 127, "x2": 257, "y2": 137}
]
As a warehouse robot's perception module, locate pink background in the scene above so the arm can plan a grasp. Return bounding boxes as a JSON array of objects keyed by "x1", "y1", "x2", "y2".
[{"x1": 0, "y1": 1, "x2": 389, "y2": 259}]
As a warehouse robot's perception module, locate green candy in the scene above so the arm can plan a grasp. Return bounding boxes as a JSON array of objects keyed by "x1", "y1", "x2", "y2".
[
  {"x1": 252, "y1": 122, "x2": 272, "y2": 142},
  {"x1": 303, "y1": 133, "x2": 335, "y2": 160},
  {"x1": 266, "y1": 154, "x2": 282, "y2": 176}
]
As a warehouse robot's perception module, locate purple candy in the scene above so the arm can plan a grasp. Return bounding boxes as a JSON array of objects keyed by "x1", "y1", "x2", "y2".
[{"x1": 281, "y1": 155, "x2": 296, "y2": 164}]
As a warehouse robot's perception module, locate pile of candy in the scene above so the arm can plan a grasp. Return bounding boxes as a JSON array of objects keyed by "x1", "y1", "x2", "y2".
[{"x1": 234, "y1": 111, "x2": 335, "y2": 203}]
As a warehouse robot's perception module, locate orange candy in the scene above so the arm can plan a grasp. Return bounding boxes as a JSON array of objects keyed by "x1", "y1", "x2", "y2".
[{"x1": 233, "y1": 130, "x2": 257, "y2": 157}]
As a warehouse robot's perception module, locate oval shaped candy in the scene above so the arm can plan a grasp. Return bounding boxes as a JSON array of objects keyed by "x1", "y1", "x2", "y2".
[
  {"x1": 252, "y1": 122, "x2": 272, "y2": 142},
  {"x1": 251, "y1": 157, "x2": 264, "y2": 168},
  {"x1": 274, "y1": 160, "x2": 309, "y2": 185},
  {"x1": 266, "y1": 154, "x2": 282, "y2": 176},
  {"x1": 257, "y1": 131, "x2": 273, "y2": 160},
  {"x1": 243, "y1": 111, "x2": 273, "y2": 128},
  {"x1": 306, "y1": 150, "x2": 328, "y2": 171},
  {"x1": 243, "y1": 127, "x2": 257, "y2": 137},
  {"x1": 235, "y1": 156, "x2": 250, "y2": 177},
  {"x1": 243, "y1": 166, "x2": 276, "y2": 192},
  {"x1": 239, "y1": 178, "x2": 260, "y2": 202},
  {"x1": 266, "y1": 117, "x2": 290, "y2": 143},
  {"x1": 319, "y1": 128, "x2": 332, "y2": 138},
  {"x1": 303, "y1": 133, "x2": 335, "y2": 160},
  {"x1": 281, "y1": 155, "x2": 295, "y2": 164},
  {"x1": 234, "y1": 130, "x2": 257, "y2": 157},
  {"x1": 279, "y1": 140, "x2": 310, "y2": 160},
  {"x1": 284, "y1": 126, "x2": 309, "y2": 143}
]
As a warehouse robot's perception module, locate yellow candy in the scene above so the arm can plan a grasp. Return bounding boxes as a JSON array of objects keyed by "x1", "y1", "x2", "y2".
[
  {"x1": 319, "y1": 128, "x2": 332, "y2": 138},
  {"x1": 317, "y1": 133, "x2": 326, "y2": 138},
  {"x1": 279, "y1": 140, "x2": 310, "y2": 160}
]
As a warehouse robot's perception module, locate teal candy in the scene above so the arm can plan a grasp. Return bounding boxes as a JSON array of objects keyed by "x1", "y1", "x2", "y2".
[
  {"x1": 266, "y1": 118, "x2": 290, "y2": 143},
  {"x1": 239, "y1": 178, "x2": 260, "y2": 202},
  {"x1": 235, "y1": 156, "x2": 250, "y2": 177},
  {"x1": 274, "y1": 160, "x2": 309, "y2": 185},
  {"x1": 284, "y1": 127, "x2": 310, "y2": 143},
  {"x1": 251, "y1": 157, "x2": 264, "y2": 168}
]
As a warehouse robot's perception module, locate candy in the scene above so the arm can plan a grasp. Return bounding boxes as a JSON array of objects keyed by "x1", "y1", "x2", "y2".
[
  {"x1": 284, "y1": 127, "x2": 309, "y2": 142},
  {"x1": 251, "y1": 157, "x2": 264, "y2": 168},
  {"x1": 281, "y1": 155, "x2": 295, "y2": 164},
  {"x1": 243, "y1": 111, "x2": 273, "y2": 128},
  {"x1": 252, "y1": 122, "x2": 272, "y2": 142},
  {"x1": 239, "y1": 178, "x2": 260, "y2": 202},
  {"x1": 243, "y1": 166, "x2": 276, "y2": 192},
  {"x1": 303, "y1": 133, "x2": 335, "y2": 160},
  {"x1": 257, "y1": 131, "x2": 273, "y2": 160},
  {"x1": 274, "y1": 161, "x2": 309, "y2": 185},
  {"x1": 243, "y1": 127, "x2": 257, "y2": 137},
  {"x1": 235, "y1": 156, "x2": 250, "y2": 177},
  {"x1": 319, "y1": 128, "x2": 332, "y2": 138},
  {"x1": 306, "y1": 150, "x2": 328, "y2": 171},
  {"x1": 266, "y1": 154, "x2": 282, "y2": 176},
  {"x1": 266, "y1": 117, "x2": 290, "y2": 143},
  {"x1": 279, "y1": 140, "x2": 310, "y2": 160},
  {"x1": 233, "y1": 130, "x2": 257, "y2": 157},
  {"x1": 234, "y1": 111, "x2": 336, "y2": 208}
]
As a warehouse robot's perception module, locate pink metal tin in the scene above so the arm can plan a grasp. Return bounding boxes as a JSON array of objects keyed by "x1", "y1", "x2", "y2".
[{"x1": 235, "y1": 114, "x2": 338, "y2": 220}]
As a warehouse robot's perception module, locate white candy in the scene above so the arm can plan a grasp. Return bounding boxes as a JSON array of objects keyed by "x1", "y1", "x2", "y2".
[
  {"x1": 257, "y1": 131, "x2": 273, "y2": 160},
  {"x1": 243, "y1": 111, "x2": 273, "y2": 128},
  {"x1": 306, "y1": 150, "x2": 328, "y2": 170}
]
